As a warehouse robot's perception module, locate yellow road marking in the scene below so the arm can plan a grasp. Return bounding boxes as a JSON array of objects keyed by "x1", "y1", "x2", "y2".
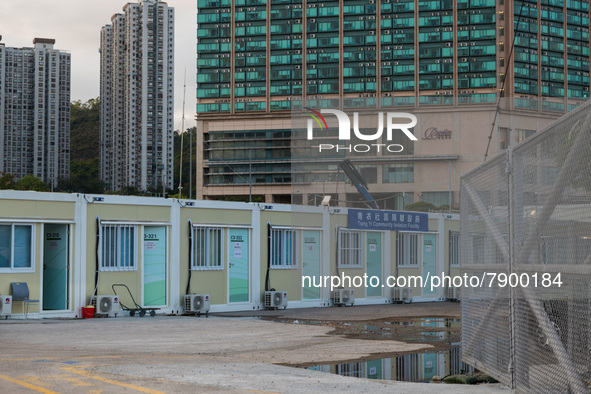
[
  {"x1": 4, "y1": 354, "x2": 201, "y2": 362},
  {"x1": 62, "y1": 366, "x2": 166, "y2": 394},
  {"x1": 0, "y1": 374, "x2": 59, "y2": 394},
  {"x1": 17, "y1": 376, "x2": 44, "y2": 383},
  {"x1": 58, "y1": 377, "x2": 95, "y2": 386},
  {"x1": 19, "y1": 374, "x2": 95, "y2": 387},
  {"x1": 19, "y1": 375, "x2": 68, "y2": 380}
]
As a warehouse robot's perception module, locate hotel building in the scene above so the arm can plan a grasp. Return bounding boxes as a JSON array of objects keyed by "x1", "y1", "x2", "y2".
[{"x1": 195, "y1": 0, "x2": 590, "y2": 208}]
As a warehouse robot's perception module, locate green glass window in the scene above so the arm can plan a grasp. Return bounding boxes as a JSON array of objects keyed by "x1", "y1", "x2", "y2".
[
  {"x1": 246, "y1": 85, "x2": 266, "y2": 96},
  {"x1": 318, "y1": 6, "x2": 339, "y2": 16},
  {"x1": 270, "y1": 101, "x2": 291, "y2": 111},
  {"x1": 382, "y1": 164, "x2": 414, "y2": 183}
]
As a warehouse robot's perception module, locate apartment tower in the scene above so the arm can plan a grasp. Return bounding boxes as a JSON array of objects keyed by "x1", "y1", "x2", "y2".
[
  {"x1": 0, "y1": 37, "x2": 71, "y2": 188},
  {"x1": 100, "y1": 0, "x2": 175, "y2": 191}
]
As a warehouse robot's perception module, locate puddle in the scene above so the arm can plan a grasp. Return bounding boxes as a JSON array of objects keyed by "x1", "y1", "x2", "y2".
[
  {"x1": 307, "y1": 346, "x2": 473, "y2": 383},
  {"x1": 305, "y1": 317, "x2": 473, "y2": 383},
  {"x1": 333, "y1": 317, "x2": 461, "y2": 344}
]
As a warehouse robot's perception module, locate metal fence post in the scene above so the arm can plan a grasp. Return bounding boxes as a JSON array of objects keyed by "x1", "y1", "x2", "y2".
[{"x1": 507, "y1": 145, "x2": 516, "y2": 389}]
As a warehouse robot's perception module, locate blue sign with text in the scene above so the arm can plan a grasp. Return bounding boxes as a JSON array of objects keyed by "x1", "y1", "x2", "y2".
[{"x1": 348, "y1": 209, "x2": 429, "y2": 232}]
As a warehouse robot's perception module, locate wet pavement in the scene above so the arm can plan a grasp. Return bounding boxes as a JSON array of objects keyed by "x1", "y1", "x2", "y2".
[{"x1": 0, "y1": 303, "x2": 511, "y2": 393}]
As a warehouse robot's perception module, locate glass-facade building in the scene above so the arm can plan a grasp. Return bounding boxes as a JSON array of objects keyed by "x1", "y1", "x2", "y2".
[{"x1": 196, "y1": 0, "x2": 590, "y2": 206}]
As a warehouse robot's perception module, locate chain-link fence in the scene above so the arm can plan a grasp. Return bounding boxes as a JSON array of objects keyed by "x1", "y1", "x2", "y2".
[{"x1": 461, "y1": 102, "x2": 591, "y2": 393}]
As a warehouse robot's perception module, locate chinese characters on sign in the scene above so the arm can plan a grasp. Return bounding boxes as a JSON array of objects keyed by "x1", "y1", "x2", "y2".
[{"x1": 348, "y1": 209, "x2": 429, "y2": 232}]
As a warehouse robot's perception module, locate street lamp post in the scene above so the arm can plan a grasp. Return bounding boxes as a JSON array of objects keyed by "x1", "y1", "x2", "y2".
[
  {"x1": 395, "y1": 193, "x2": 405, "y2": 211},
  {"x1": 189, "y1": 127, "x2": 193, "y2": 200}
]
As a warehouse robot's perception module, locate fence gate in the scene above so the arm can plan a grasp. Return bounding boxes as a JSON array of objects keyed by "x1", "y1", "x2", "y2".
[{"x1": 461, "y1": 102, "x2": 591, "y2": 393}]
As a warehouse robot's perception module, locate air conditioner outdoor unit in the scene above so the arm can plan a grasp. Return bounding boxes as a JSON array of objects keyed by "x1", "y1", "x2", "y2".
[
  {"x1": 91, "y1": 295, "x2": 120, "y2": 317},
  {"x1": 447, "y1": 286, "x2": 461, "y2": 302},
  {"x1": 392, "y1": 287, "x2": 413, "y2": 304},
  {"x1": 333, "y1": 289, "x2": 355, "y2": 306},
  {"x1": 184, "y1": 294, "x2": 210, "y2": 316},
  {"x1": 0, "y1": 295, "x2": 12, "y2": 318},
  {"x1": 264, "y1": 291, "x2": 288, "y2": 309}
]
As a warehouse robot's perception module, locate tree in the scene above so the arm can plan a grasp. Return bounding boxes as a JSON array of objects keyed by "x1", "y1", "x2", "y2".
[
  {"x1": 173, "y1": 127, "x2": 196, "y2": 199},
  {"x1": 15, "y1": 175, "x2": 50, "y2": 192},
  {"x1": 404, "y1": 201, "x2": 452, "y2": 212},
  {"x1": 404, "y1": 201, "x2": 439, "y2": 212},
  {"x1": 56, "y1": 157, "x2": 104, "y2": 193},
  {"x1": 66, "y1": 98, "x2": 104, "y2": 193},
  {"x1": 0, "y1": 173, "x2": 16, "y2": 189},
  {"x1": 70, "y1": 98, "x2": 100, "y2": 161}
]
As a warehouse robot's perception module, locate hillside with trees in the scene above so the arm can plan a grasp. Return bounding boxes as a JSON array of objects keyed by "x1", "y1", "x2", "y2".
[
  {"x1": 62, "y1": 97, "x2": 195, "y2": 197},
  {"x1": 56, "y1": 98, "x2": 103, "y2": 193},
  {"x1": 1, "y1": 98, "x2": 196, "y2": 195}
]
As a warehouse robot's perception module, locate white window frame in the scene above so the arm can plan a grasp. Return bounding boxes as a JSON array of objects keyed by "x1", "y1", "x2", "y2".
[
  {"x1": 270, "y1": 228, "x2": 298, "y2": 269},
  {"x1": 336, "y1": 362, "x2": 364, "y2": 378},
  {"x1": 397, "y1": 353, "x2": 421, "y2": 381},
  {"x1": 450, "y1": 231, "x2": 460, "y2": 267},
  {"x1": 397, "y1": 232, "x2": 420, "y2": 267},
  {"x1": 192, "y1": 226, "x2": 224, "y2": 270},
  {"x1": 0, "y1": 223, "x2": 35, "y2": 272},
  {"x1": 100, "y1": 224, "x2": 138, "y2": 271},
  {"x1": 338, "y1": 228, "x2": 363, "y2": 268}
]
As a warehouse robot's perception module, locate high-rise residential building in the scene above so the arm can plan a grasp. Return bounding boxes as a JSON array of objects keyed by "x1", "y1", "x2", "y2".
[
  {"x1": 195, "y1": 0, "x2": 590, "y2": 208},
  {"x1": 100, "y1": 0, "x2": 175, "y2": 192},
  {"x1": 0, "y1": 37, "x2": 71, "y2": 188}
]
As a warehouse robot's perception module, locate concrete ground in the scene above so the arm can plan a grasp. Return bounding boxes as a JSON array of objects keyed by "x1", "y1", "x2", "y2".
[{"x1": 0, "y1": 303, "x2": 511, "y2": 393}]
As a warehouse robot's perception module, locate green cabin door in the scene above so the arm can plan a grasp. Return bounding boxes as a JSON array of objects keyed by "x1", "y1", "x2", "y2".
[
  {"x1": 302, "y1": 230, "x2": 321, "y2": 300},
  {"x1": 366, "y1": 359, "x2": 383, "y2": 379},
  {"x1": 143, "y1": 226, "x2": 167, "y2": 306},
  {"x1": 366, "y1": 232, "x2": 382, "y2": 297},
  {"x1": 422, "y1": 234, "x2": 437, "y2": 296},
  {"x1": 229, "y1": 228, "x2": 249, "y2": 303},
  {"x1": 43, "y1": 224, "x2": 69, "y2": 310}
]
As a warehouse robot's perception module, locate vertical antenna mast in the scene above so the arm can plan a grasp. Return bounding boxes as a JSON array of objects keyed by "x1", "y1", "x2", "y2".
[{"x1": 178, "y1": 69, "x2": 186, "y2": 197}]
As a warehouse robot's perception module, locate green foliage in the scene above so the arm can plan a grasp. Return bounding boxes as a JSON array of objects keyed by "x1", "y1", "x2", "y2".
[
  {"x1": 56, "y1": 157, "x2": 104, "y2": 193},
  {"x1": 64, "y1": 98, "x2": 104, "y2": 194},
  {"x1": 443, "y1": 374, "x2": 498, "y2": 385},
  {"x1": 404, "y1": 201, "x2": 452, "y2": 212},
  {"x1": 15, "y1": 175, "x2": 51, "y2": 191},
  {"x1": 0, "y1": 173, "x2": 50, "y2": 192},
  {"x1": 70, "y1": 98, "x2": 100, "y2": 162},
  {"x1": 442, "y1": 375, "x2": 468, "y2": 384},
  {"x1": 173, "y1": 127, "x2": 196, "y2": 199},
  {"x1": 209, "y1": 195, "x2": 264, "y2": 203},
  {"x1": 466, "y1": 375, "x2": 498, "y2": 385},
  {"x1": 404, "y1": 201, "x2": 439, "y2": 212},
  {"x1": 67, "y1": 98, "x2": 198, "y2": 197},
  {"x1": 0, "y1": 173, "x2": 16, "y2": 189}
]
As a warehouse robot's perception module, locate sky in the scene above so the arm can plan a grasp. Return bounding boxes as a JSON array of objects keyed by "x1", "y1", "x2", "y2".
[{"x1": 0, "y1": 0, "x2": 197, "y2": 131}]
